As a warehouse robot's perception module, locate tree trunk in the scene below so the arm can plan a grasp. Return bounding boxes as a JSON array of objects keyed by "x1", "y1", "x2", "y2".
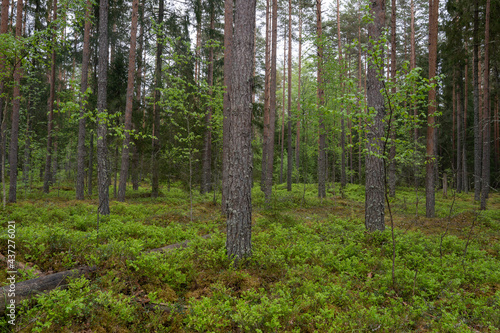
[
  {"x1": 264, "y1": 0, "x2": 277, "y2": 204},
  {"x1": 480, "y1": 0, "x2": 490, "y2": 210},
  {"x1": 338, "y1": 0, "x2": 346, "y2": 190},
  {"x1": 425, "y1": 0, "x2": 438, "y2": 218},
  {"x1": 473, "y1": 0, "x2": 481, "y2": 201},
  {"x1": 457, "y1": 86, "x2": 462, "y2": 192},
  {"x1": 76, "y1": 0, "x2": 91, "y2": 200},
  {"x1": 286, "y1": 0, "x2": 292, "y2": 191},
  {"x1": 463, "y1": 56, "x2": 468, "y2": 193},
  {"x1": 97, "y1": 0, "x2": 110, "y2": 215},
  {"x1": 279, "y1": 28, "x2": 286, "y2": 185},
  {"x1": 443, "y1": 172, "x2": 447, "y2": 198},
  {"x1": 388, "y1": 0, "x2": 397, "y2": 198},
  {"x1": 8, "y1": 0, "x2": 24, "y2": 203},
  {"x1": 0, "y1": 0, "x2": 9, "y2": 203},
  {"x1": 222, "y1": 0, "x2": 233, "y2": 215},
  {"x1": 201, "y1": 9, "x2": 215, "y2": 195},
  {"x1": 151, "y1": 0, "x2": 164, "y2": 199},
  {"x1": 261, "y1": 0, "x2": 271, "y2": 191},
  {"x1": 295, "y1": 3, "x2": 302, "y2": 183},
  {"x1": 226, "y1": 0, "x2": 256, "y2": 261},
  {"x1": 365, "y1": 0, "x2": 385, "y2": 231},
  {"x1": 117, "y1": 0, "x2": 139, "y2": 202},
  {"x1": 88, "y1": 131, "x2": 93, "y2": 196},
  {"x1": 317, "y1": 0, "x2": 326, "y2": 199}
]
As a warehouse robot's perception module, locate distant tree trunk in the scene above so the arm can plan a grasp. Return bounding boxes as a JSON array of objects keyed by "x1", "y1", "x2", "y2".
[
  {"x1": 23, "y1": 106, "x2": 30, "y2": 192},
  {"x1": 117, "y1": 0, "x2": 139, "y2": 202},
  {"x1": 97, "y1": 0, "x2": 110, "y2": 215},
  {"x1": 443, "y1": 172, "x2": 447, "y2": 198},
  {"x1": 222, "y1": 0, "x2": 233, "y2": 215},
  {"x1": 452, "y1": 75, "x2": 456, "y2": 171},
  {"x1": 317, "y1": 0, "x2": 326, "y2": 199},
  {"x1": 279, "y1": 29, "x2": 286, "y2": 185},
  {"x1": 151, "y1": 0, "x2": 164, "y2": 198},
  {"x1": 88, "y1": 131, "x2": 93, "y2": 196},
  {"x1": 473, "y1": 0, "x2": 481, "y2": 201},
  {"x1": 365, "y1": 0, "x2": 385, "y2": 231},
  {"x1": 201, "y1": 9, "x2": 215, "y2": 195},
  {"x1": 8, "y1": 0, "x2": 23, "y2": 203},
  {"x1": 495, "y1": 85, "x2": 499, "y2": 175},
  {"x1": 0, "y1": 0, "x2": 9, "y2": 202},
  {"x1": 480, "y1": 0, "x2": 490, "y2": 210},
  {"x1": 261, "y1": 0, "x2": 271, "y2": 191},
  {"x1": 457, "y1": 85, "x2": 462, "y2": 192},
  {"x1": 43, "y1": 0, "x2": 57, "y2": 195},
  {"x1": 337, "y1": 0, "x2": 346, "y2": 190},
  {"x1": 264, "y1": 0, "x2": 277, "y2": 204},
  {"x1": 463, "y1": 56, "x2": 468, "y2": 193},
  {"x1": 286, "y1": 0, "x2": 292, "y2": 191},
  {"x1": 295, "y1": 3, "x2": 302, "y2": 183},
  {"x1": 76, "y1": 0, "x2": 91, "y2": 200},
  {"x1": 226, "y1": 0, "x2": 256, "y2": 261},
  {"x1": 425, "y1": 0, "x2": 438, "y2": 218},
  {"x1": 388, "y1": 0, "x2": 397, "y2": 197}
]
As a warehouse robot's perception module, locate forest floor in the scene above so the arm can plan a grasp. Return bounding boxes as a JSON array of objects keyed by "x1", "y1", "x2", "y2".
[{"x1": 0, "y1": 182, "x2": 499, "y2": 332}]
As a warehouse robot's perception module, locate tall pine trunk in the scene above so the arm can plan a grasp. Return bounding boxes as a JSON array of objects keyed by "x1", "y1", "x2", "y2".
[
  {"x1": 225, "y1": 0, "x2": 256, "y2": 261},
  {"x1": 425, "y1": 0, "x2": 438, "y2": 218},
  {"x1": 473, "y1": 0, "x2": 481, "y2": 201},
  {"x1": 338, "y1": 0, "x2": 346, "y2": 190},
  {"x1": 388, "y1": 0, "x2": 397, "y2": 197},
  {"x1": 261, "y1": 0, "x2": 271, "y2": 190},
  {"x1": 317, "y1": 0, "x2": 326, "y2": 198},
  {"x1": 76, "y1": 0, "x2": 91, "y2": 200},
  {"x1": 480, "y1": 0, "x2": 491, "y2": 210},
  {"x1": 295, "y1": 3, "x2": 302, "y2": 183},
  {"x1": 286, "y1": 0, "x2": 292, "y2": 191},
  {"x1": 97, "y1": 0, "x2": 110, "y2": 215},
  {"x1": 365, "y1": 0, "x2": 386, "y2": 231}
]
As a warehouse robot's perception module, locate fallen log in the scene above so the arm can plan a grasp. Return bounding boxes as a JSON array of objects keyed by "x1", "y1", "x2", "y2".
[
  {"x1": 0, "y1": 234, "x2": 211, "y2": 315},
  {"x1": 0, "y1": 266, "x2": 96, "y2": 315}
]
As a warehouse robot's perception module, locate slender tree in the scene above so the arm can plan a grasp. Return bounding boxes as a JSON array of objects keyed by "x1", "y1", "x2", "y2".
[
  {"x1": 317, "y1": 0, "x2": 326, "y2": 198},
  {"x1": 286, "y1": 0, "x2": 292, "y2": 191},
  {"x1": 261, "y1": 0, "x2": 271, "y2": 190},
  {"x1": 76, "y1": 0, "x2": 92, "y2": 200},
  {"x1": 473, "y1": 0, "x2": 481, "y2": 201},
  {"x1": 365, "y1": 0, "x2": 385, "y2": 231},
  {"x1": 221, "y1": 0, "x2": 233, "y2": 214},
  {"x1": 425, "y1": 0, "x2": 439, "y2": 218},
  {"x1": 8, "y1": 0, "x2": 24, "y2": 202},
  {"x1": 225, "y1": 0, "x2": 256, "y2": 261},
  {"x1": 337, "y1": 0, "x2": 346, "y2": 190},
  {"x1": 295, "y1": 1, "x2": 302, "y2": 183},
  {"x1": 481, "y1": 0, "x2": 491, "y2": 210},
  {"x1": 388, "y1": 0, "x2": 397, "y2": 197},
  {"x1": 117, "y1": 0, "x2": 139, "y2": 201},
  {"x1": 97, "y1": 0, "x2": 110, "y2": 215}
]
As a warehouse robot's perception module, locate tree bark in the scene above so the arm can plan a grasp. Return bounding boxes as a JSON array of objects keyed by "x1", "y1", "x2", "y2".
[
  {"x1": 97, "y1": 0, "x2": 110, "y2": 215},
  {"x1": 261, "y1": 0, "x2": 271, "y2": 191},
  {"x1": 338, "y1": 0, "x2": 346, "y2": 190},
  {"x1": 463, "y1": 55, "x2": 468, "y2": 193},
  {"x1": 221, "y1": 0, "x2": 233, "y2": 215},
  {"x1": 388, "y1": 0, "x2": 397, "y2": 198},
  {"x1": 473, "y1": 0, "x2": 481, "y2": 201},
  {"x1": 365, "y1": 0, "x2": 385, "y2": 231},
  {"x1": 8, "y1": 0, "x2": 23, "y2": 203},
  {"x1": 279, "y1": 29, "x2": 286, "y2": 185},
  {"x1": 226, "y1": 0, "x2": 256, "y2": 261},
  {"x1": 480, "y1": 0, "x2": 490, "y2": 210},
  {"x1": 117, "y1": 0, "x2": 139, "y2": 202},
  {"x1": 317, "y1": 0, "x2": 326, "y2": 199},
  {"x1": 76, "y1": 0, "x2": 92, "y2": 200},
  {"x1": 425, "y1": 0, "x2": 438, "y2": 218},
  {"x1": 457, "y1": 85, "x2": 462, "y2": 192},
  {"x1": 295, "y1": 3, "x2": 302, "y2": 183},
  {"x1": 0, "y1": 0, "x2": 9, "y2": 201}
]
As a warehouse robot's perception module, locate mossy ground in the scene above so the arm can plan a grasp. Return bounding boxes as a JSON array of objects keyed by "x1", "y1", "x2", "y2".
[{"x1": 0, "y1": 182, "x2": 499, "y2": 332}]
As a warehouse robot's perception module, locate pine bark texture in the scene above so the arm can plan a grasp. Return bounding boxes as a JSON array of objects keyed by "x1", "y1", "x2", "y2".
[
  {"x1": 261, "y1": 0, "x2": 271, "y2": 191},
  {"x1": 425, "y1": 0, "x2": 438, "y2": 218},
  {"x1": 365, "y1": 0, "x2": 385, "y2": 232},
  {"x1": 8, "y1": 0, "x2": 24, "y2": 203},
  {"x1": 338, "y1": 0, "x2": 346, "y2": 190},
  {"x1": 286, "y1": 0, "x2": 292, "y2": 191},
  {"x1": 388, "y1": 0, "x2": 397, "y2": 197},
  {"x1": 97, "y1": 0, "x2": 110, "y2": 215},
  {"x1": 117, "y1": 0, "x2": 139, "y2": 202},
  {"x1": 76, "y1": 0, "x2": 92, "y2": 200},
  {"x1": 295, "y1": 4, "x2": 302, "y2": 182},
  {"x1": 0, "y1": 0, "x2": 9, "y2": 193},
  {"x1": 225, "y1": 0, "x2": 256, "y2": 261}
]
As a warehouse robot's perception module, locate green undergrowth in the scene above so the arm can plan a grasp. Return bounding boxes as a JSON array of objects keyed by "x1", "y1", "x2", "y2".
[{"x1": 0, "y1": 183, "x2": 499, "y2": 332}]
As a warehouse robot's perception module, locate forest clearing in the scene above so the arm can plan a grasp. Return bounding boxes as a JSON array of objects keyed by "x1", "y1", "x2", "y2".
[{"x1": 0, "y1": 183, "x2": 499, "y2": 332}]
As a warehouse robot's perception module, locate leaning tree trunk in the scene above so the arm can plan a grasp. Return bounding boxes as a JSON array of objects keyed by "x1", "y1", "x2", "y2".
[
  {"x1": 117, "y1": 0, "x2": 139, "y2": 202},
  {"x1": 97, "y1": 0, "x2": 110, "y2": 215},
  {"x1": 365, "y1": 0, "x2": 386, "y2": 231},
  {"x1": 425, "y1": 0, "x2": 439, "y2": 218},
  {"x1": 76, "y1": 0, "x2": 91, "y2": 200},
  {"x1": 226, "y1": 0, "x2": 256, "y2": 261}
]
